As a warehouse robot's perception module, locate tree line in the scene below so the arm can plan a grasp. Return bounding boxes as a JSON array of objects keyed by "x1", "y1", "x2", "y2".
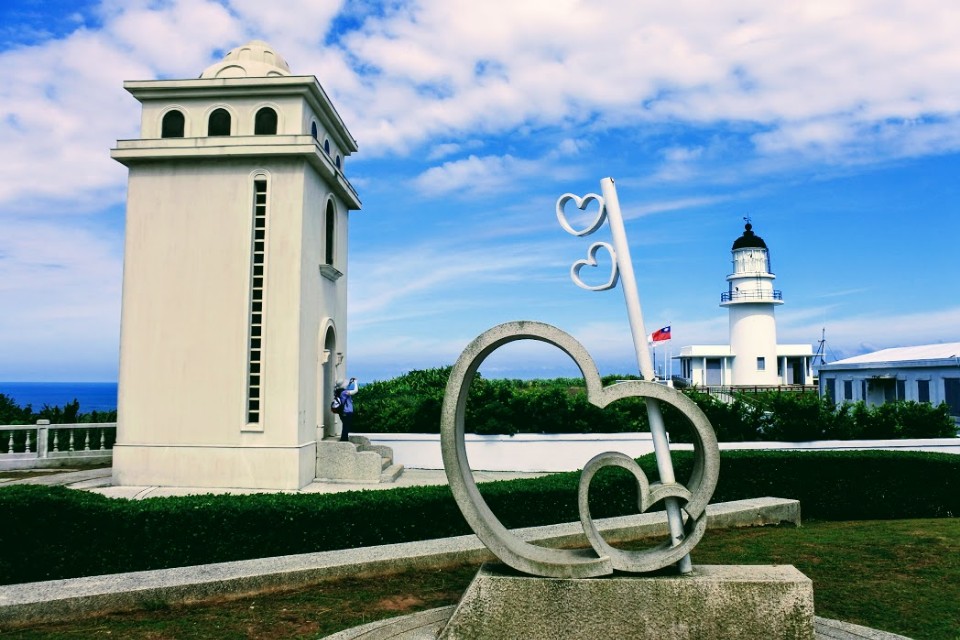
[
  {"x1": 353, "y1": 367, "x2": 957, "y2": 441},
  {"x1": 0, "y1": 393, "x2": 117, "y2": 426}
]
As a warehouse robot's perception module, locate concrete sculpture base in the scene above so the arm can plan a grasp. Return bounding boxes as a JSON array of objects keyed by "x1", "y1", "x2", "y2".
[{"x1": 438, "y1": 563, "x2": 814, "y2": 640}]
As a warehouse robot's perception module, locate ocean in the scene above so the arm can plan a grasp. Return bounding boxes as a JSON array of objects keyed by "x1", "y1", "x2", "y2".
[{"x1": 0, "y1": 382, "x2": 118, "y2": 412}]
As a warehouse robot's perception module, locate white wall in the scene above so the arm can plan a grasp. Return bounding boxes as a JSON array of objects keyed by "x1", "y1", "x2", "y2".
[
  {"x1": 362, "y1": 432, "x2": 960, "y2": 473},
  {"x1": 728, "y1": 304, "x2": 779, "y2": 385}
]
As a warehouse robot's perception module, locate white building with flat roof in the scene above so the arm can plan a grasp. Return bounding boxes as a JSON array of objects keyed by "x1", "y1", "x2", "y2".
[
  {"x1": 677, "y1": 223, "x2": 814, "y2": 388},
  {"x1": 818, "y1": 343, "x2": 960, "y2": 420}
]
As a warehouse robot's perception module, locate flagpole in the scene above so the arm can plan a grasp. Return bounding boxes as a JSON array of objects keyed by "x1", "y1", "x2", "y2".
[{"x1": 599, "y1": 178, "x2": 692, "y2": 573}]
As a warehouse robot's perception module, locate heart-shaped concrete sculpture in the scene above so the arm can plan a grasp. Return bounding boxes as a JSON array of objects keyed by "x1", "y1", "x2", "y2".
[
  {"x1": 570, "y1": 241, "x2": 619, "y2": 291},
  {"x1": 556, "y1": 192, "x2": 606, "y2": 237},
  {"x1": 440, "y1": 321, "x2": 720, "y2": 578}
]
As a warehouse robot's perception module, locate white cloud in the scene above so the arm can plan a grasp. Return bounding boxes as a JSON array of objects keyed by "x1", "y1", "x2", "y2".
[
  {"x1": 411, "y1": 153, "x2": 547, "y2": 198},
  {"x1": 338, "y1": 0, "x2": 960, "y2": 164},
  {"x1": 349, "y1": 237, "x2": 563, "y2": 320},
  {"x1": 4, "y1": 1, "x2": 960, "y2": 208}
]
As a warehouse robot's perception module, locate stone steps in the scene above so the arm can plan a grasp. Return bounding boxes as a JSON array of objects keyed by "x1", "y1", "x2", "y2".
[{"x1": 315, "y1": 436, "x2": 404, "y2": 484}]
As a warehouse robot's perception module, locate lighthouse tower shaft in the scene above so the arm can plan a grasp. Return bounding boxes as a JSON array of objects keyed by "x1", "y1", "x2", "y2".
[{"x1": 720, "y1": 224, "x2": 783, "y2": 386}]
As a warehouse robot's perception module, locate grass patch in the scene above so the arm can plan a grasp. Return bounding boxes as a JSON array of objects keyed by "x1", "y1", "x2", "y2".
[{"x1": 2, "y1": 518, "x2": 956, "y2": 640}]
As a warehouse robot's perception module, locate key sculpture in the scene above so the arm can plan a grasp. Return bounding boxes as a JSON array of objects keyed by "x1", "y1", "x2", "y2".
[{"x1": 440, "y1": 178, "x2": 720, "y2": 578}]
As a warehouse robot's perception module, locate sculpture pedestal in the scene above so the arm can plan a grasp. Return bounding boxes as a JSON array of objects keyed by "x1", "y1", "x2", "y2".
[{"x1": 439, "y1": 563, "x2": 815, "y2": 640}]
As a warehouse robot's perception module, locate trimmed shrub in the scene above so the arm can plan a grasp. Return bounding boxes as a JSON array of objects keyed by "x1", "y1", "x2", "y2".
[
  {"x1": 352, "y1": 370, "x2": 956, "y2": 440},
  {"x1": 0, "y1": 450, "x2": 957, "y2": 585}
]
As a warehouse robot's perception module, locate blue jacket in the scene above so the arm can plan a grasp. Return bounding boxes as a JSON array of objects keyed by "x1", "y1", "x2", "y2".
[{"x1": 340, "y1": 379, "x2": 358, "y2": 414}]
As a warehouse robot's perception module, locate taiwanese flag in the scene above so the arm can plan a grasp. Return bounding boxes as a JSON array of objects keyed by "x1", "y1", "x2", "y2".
[{"x1": 648, "y1": 326, "x2": 671, "y2": 343}]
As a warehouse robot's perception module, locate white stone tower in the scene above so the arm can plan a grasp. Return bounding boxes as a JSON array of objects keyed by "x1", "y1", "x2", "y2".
[
  {"x1": 110, "y1": 41, "x2": 360, "y2": 490},
  {"x1": 720, "y1": 222, "x2": 782, "y2": 386}
]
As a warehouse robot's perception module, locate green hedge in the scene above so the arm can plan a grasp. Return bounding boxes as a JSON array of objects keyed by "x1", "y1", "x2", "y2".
[
  {"x1": 1, "y1": 450, "x2": 957, "y2": 585},
  {"x1": 353, "y1": 369, "x2": 957, "y2": 440}
]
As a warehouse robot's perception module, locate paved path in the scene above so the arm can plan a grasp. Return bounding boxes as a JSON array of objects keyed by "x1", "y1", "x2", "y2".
[
  {"x1": 1, "y1": 466, "x2": 550, "y2": 498},
  {"x1": 0, "y1": 467, "x2": 112, "y2": 487}
]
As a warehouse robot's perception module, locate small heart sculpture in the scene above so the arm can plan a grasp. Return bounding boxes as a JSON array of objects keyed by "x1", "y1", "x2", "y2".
[
  {"x1": 440, "y1": 321, "x2": 720, "y2": 579},
  {"x1": 571, "y1": 241, "x2": 619, "y2": 291},
  {"x1": 556, "y1": 192, "x2": 606, "y2": 237}
]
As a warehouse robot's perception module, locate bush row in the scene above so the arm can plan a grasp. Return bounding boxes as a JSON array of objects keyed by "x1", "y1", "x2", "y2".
[
  {"x1": 354, "y1": 368, "x2": 957, "y2": 440},
  {"x1": 1, "y1": 450, "x2": 957, "y2": 585},
  {"x1": 0, "y1": 393, "x2": 117, "y2": 426}
]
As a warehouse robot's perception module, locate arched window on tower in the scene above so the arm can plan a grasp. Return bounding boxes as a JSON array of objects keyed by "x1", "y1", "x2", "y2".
[
  {"x1": 208, "y1": 108, "x2": 231, "y2": 136},
  {"x1": 254, "y1": 107, "x2": 278, "y2": 135},
  {"x1": 310, "y1": 122, "x2": 318, "y2": 140},
  {"x1": 324, "y1": 200, "x2": 335, "y2": 266},
  {"x1": 161, "y1": 110, "x2": 185, "y2": 138},
  {"x1": 335, "y1": 155, "x2": 341, "y2": 169},
  {"x1": 323, "y1": 139, "x2": 330, "y2": 155}
]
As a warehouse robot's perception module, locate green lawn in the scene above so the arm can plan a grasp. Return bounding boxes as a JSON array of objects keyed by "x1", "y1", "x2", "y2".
[{"x1": 1, "y1": 518, "x2": 956, "y2": 640}]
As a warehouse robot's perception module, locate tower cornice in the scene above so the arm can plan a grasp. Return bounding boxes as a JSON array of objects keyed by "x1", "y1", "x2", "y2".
[{"x1": 110, "y1": 135, "x2": 361, "y2": 210}]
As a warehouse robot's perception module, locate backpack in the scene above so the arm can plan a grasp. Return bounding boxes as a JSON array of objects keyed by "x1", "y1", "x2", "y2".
[{"x1": 330, "y1": 389, "x2": 344, "y2": 415}]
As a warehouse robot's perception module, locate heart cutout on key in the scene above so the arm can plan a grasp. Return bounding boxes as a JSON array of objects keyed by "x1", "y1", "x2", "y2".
[
  {"x1": 440, "y1": 321, "x2": 720, "y2": 578},
  {"x1": 571, "y1": 241, "x2": 619, "y2": 291},
  {"x1": 556, "y1": 192, "x2": 606, "y2": 237}
]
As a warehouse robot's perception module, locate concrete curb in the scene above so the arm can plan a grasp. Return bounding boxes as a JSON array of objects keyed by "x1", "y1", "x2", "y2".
[
  {"x1": 0, "y1": 497, "x2": 798, "y2": 627},
  {"x1": 319, "y1": 606, "x2": 914, "y2": 640}
]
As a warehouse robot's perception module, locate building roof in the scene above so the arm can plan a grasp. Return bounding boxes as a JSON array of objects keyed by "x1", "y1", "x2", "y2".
[
  {"x1": 200, "y1": 40, "x2": 292, "y2": 79},
  {"x1": 820, "y1": 342, "x2": 960, "y2": 370},
  {"x1": 678, "y1": 345, "x2": 733, "y2": 357},
  {"x1": 731, "y1": 222, "x2": 768, "y2": 250},
  {"x1": 678, "y1": 344, "x2": 813, "y2": 358}
]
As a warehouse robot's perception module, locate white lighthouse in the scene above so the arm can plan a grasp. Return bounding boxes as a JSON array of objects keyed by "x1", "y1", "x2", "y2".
[
  {"x1": 720, "y1": 222, "x2": 782, "y2": 386},
  {"x1": 110, "y1": 41, "x2": 360, "y2": 490},
  {"x1": 677, "y1": 222, "x2": 813, "y2": 388}
]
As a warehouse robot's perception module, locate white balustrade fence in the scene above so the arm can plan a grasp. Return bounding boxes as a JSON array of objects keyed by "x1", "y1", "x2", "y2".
[{"x1": 0, "y1": 421, "x2": 116, "y2": 470}]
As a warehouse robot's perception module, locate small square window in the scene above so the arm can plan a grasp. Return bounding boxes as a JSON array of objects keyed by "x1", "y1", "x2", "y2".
[{"x1": 756, "y1": 357, "x2": 765, "y2": 371}]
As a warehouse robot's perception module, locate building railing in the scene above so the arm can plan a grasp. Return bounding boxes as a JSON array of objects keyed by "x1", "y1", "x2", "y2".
[
  {"x1": 720, "y1": 290, "x2": 782, "y2": 303},
  {"x1": 0, "y1": 421, "x2": 116, "y2": 470},
  {"x1": 696, "y1": 385, "x2": 819, "y2": 397}
]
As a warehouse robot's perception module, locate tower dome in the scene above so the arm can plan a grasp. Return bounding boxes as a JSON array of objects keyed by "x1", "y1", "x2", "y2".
[
  {"x1": 731, "y1": 222, "x2": 767, "y2": 250},
  {"x1": 200, "y1": 40, "x2": 292, "y2": 79}
]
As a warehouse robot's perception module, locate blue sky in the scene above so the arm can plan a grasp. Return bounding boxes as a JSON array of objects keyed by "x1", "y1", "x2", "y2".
[{"x1": 1, "y1": 0, "x2": 958, "y2": 382}]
